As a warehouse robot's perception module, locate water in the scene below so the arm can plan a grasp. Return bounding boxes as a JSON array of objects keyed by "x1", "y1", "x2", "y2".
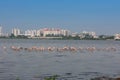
[{"x1": 0, "y1": 39, "x2": 120, "y2": 80}]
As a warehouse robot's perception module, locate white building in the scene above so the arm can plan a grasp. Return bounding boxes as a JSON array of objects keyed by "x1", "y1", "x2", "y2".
[
  {"x1": 42, "y1": 28, "x2": 70, "y2": 37},
  {"x1": 36, "y1": 30, "x2": 42, "y2": 37},
  {"x1": 71, "y1": 32, "x2": 78, "y2": 37},
  {"x1": 89, "y1": 32, "x2": 98, "y2": 38},
  {"x1": 42, "y1": 28, "x2": 61, "y2": 37},
  {"x1": 25, "y1": 30, "x2": 36, "y2": 37},
  {"x1": 60, "y1": 30, "x2": 70, "y2": 36},
  {"x1": 12, "y1": 28, "x2": 21, "y2": 36},
  {"x1": 0, "y1": 27, "x2": 2, "y2": 36},
  {"x1": 25, "y1": 30, "x2": 32, "y2": 37},
  {"x1": 25, "y1": 29, "x2": 42, "y2": 37},
  {"x1": 114, "y1": 34, "x2": 120, "y2": 40},
  {"x1": 81, "y1": 31, "x2": 98, "y2": 38}
]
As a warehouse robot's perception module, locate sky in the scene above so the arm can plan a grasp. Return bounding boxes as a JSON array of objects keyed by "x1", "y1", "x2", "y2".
[{"x1": 0, "y1": 0, "x2": 120, "y2": 35}]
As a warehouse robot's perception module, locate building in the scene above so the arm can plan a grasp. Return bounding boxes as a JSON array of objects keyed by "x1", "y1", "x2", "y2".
[
  {"x1": 42, "y1": 28, "x2": 70, "y2": 37},
  {"x1": 60, "y1": 29, "x2": 70, "y2": 36},
  {"x1": 42, "y1": 28, "x2": 60, "y2": 37},
  {"x1": 11, "y1": 27, "x2": 70, "y2": 38},
  {"x1": 12, "y1": 28, "x2": 21, "y2": 36},
  {"x1": 25, "y1": 30, "x2": 31, "y2": 37},
  {"x1": 71, "y1": 32, "x2": 78, "y2": 37},
  {"x1": 36, "y1": 29, "x2": 42, "y2": 37},
  {"x1": 0, "y1": 27, "x2": 2, "y2": 36},
  {"x1": 25, "y1": 29, "x2": 42, "y2": 37},
  {"x1": 114, "y1": 34, "x2": 120, "y2": 40},
  {"x1": 24, "y1": 28, "x2": 69, "y2": 38},
  {"x1": 25, "y1": 30, "x2": 36, "y2": 37},
  {"x1": 81, "y1": 31, "x2": 98, "y2": 38}
]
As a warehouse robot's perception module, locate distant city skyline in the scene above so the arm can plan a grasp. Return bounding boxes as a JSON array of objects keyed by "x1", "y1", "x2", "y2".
[{"x1": 0, "y1": 0, "x2": 120, "y2": 35}]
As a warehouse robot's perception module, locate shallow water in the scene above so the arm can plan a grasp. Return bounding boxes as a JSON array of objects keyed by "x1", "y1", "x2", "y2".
[{"x1": 0, "y1": 39, "x2": 120, "y2": 80}]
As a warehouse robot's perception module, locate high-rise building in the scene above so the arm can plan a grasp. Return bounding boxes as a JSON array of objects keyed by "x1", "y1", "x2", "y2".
[
  {"x1": 12, "y1": 28, "x2": 21, "y2": 36},
  {"x1": 61, "y1": 30, "x2": 70, "y2": 36},
  {"x1": 36, "y1": 29, "x2": 42, "y2": 37}
]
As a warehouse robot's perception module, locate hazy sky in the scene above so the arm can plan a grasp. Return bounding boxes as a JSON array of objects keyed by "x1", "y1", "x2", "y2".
[{"x1": 0, "y1": 0, "x2": 120, "y2": 35}]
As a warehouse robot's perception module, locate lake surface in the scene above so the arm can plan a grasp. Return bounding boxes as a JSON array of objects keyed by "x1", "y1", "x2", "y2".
[{"x1": 0, "y1": 39, "x2": 120, "y2": 80}]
